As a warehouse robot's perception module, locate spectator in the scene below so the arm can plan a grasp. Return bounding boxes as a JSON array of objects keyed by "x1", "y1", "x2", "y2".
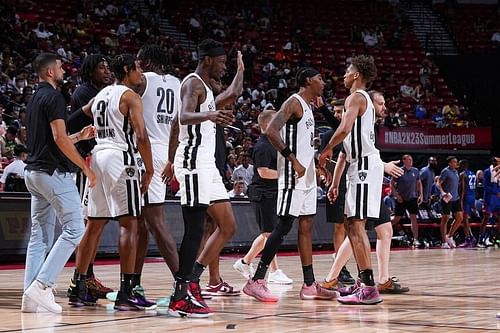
[
  {"x1": 383, "y1": 187, "x2": 396, "y2": 215},
  {"x1": 391, "y1": 154, "x2": 423, "y2": 246},
  {"x1": 0, "y1": 144, "x2": 28, "y2": 192},
  {"x1": 415, "y1": 103, "x2": 427, "y2": 120},
  {"x1": 436, "y1": 156, "x2": 463, "y2": 249},
  {"x1": 32, "y1": 22, "x2": 53, "y2": 39},
  {"x1": 491, "y1": 31, "x2": 500, "y2": 42},
  {"x1": 228, "y1": 180, "x2": 247, "y2": 198},
  {"x1": 400, "y1": 79, "x2": 415, "y2": 98},
  {"x1": 420, "y1": 156, "x2": 438, "y2": 207},
  {"x1": 232, "y1": 153, "x2": 254, "y2": 192},
  {"x1": 0, "y1": 126, "x2": 20, "y2": 160},
  {"x1": 362, "y1": 30, "x2": 378, "y2": 47},
  {"x1": 384, "y1": 110, "x2": 399, "y2": 129}
]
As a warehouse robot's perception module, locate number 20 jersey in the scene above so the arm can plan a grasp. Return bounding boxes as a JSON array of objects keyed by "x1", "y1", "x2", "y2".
[
  {"x1": 92, "y1": 84, "x2": 135, "y2": 153},
  {"x1": 141, "y1": 72, "x2": 180, "y2": 151}
]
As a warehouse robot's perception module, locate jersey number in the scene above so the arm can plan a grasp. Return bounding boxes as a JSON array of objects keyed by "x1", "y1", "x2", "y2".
[
  {"x1": 468, "y1": 175, "x2": 476, "y2": 190},
  {"x1": 96, "y1": 100, "x2": 108, "y2": 127},
  {"x1": 157, "y1": 87, "x2": 174, "y2": 114}
]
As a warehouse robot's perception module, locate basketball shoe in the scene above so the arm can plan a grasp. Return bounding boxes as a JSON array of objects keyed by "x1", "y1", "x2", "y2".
[
  {"x1": 338, "y1": 279, "x2": 361, "y2": 296},
  {"x1": 203, "y1": 280, "x2": 240, "y2": 297},
  {"x1": 377, "y1": 277, "x2": 410, "y2": 294},
  {"x1": 243, "y1": 279, "x2": 279, "y2": 302},
  {"x1": 337, "y1": 283, "x2": 383, "y2": 305},
  {"x1": 167, "y1": 295, "x2": 211, "y2": 318},
  {"x1": 300, "y1": 281, "x2": 339, "y2": 300},
  {"x1": 86, "y1": 275, "x2": 113, "y2": 299},
  {"x1": 320, "y1": 278, "x2": 345, "y2": 291},
  {"x1": 130, "y1": 285, "x2": 157, "y2": 310},
  {"x1": 338, "y1": 266, "x2": 355, "y2": 285},
  {"x1": 233, "y1": 258, "x2": 254, "y2": 279}
]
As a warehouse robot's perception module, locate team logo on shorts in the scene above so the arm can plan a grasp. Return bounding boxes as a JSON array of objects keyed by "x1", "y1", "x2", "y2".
[
  {"x1": 358, "y1": 171, "x2": 367, "y2": 181},
  {"x1": 125, "y1": 167, "x2": 136, "y2": 177}
]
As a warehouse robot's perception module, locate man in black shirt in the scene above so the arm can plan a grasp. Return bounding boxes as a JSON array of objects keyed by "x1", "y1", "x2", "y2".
[
  {"x1": 66, "y1": 54, "x2": 113, "y2": 300},
  {"x1": 68, "y1": 54, "x2": 111, "y2": 191},
  {"x1": 22, "y1": 53, "x2": 96, "y2": 314},
  {"x1": 233, "y1": 109, "x2": 293, "y2": 284},
  {"x1": 317, "y1": 98, "x2": 355, "y2": 285}
]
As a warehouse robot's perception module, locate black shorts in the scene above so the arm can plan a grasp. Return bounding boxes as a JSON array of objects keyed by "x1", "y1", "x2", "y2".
[
  {"x1": 441, "y1": 199, "x2": 462, "y2": 215},
  {"x1": 366, "y1": 200, "x2": 391, "y2": 230},
  {"x1": 326, "y1": 187, "x2": 346, "y2": 224},
  {"x1": 250, "y1": 193, "x2": 278, "y2": 233},
  {"x1": 395, "y1": 198, "x2": 419, "y2": 216}
]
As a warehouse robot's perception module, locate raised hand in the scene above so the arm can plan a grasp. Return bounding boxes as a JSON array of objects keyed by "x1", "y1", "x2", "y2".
[
  {"x1": 384, "y1": 160, "x2": 403, "y2": 178},
  {"x1": 236, "y1": 50, "x2": 245, "y2": 72}
]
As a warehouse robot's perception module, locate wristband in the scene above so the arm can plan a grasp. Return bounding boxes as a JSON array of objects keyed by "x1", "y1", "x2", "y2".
[{"x1": 280, "y1": 147, "x2": 292, "y2": 158}]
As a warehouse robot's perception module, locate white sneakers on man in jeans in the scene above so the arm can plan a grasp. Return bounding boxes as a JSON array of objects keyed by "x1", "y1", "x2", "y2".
[{"x1": 23, "y1": 280, "x2": 62, "y2": 314}]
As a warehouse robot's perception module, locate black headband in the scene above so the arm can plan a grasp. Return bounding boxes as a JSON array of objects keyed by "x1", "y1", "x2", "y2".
[
  {"x1": 198, "y1": 46, "x2": 225, "y2": 60},
  {"x1": 297, "y1": 67, "x2": 320, "y2": 85}
]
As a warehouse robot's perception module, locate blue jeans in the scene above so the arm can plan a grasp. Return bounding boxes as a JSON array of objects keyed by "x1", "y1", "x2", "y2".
[{"x1": 23, "y1": 169, "x2": 84, "y2": 290}]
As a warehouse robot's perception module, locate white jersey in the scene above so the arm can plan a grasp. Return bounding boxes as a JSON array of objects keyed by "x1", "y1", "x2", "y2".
[
  {"x1": 342, "y1": 89, "x2": 379, "y2": 166},
  {"x1": 141, "y1": 72, "x2": 180, "y2": 148},
  {"x1": 174, "y1": 73, "x2": 216, "y2": 169},
  {"x1": 277, "y1": 93, "x2": 316, "y2": 191},
  {"x1": 91, "y1": 84, "x2": 136, "y2": 155}
]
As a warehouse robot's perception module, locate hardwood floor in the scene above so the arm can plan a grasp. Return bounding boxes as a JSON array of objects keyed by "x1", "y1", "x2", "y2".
[{"x1": 1, "y1": 248, "x2": 499, "y2": 332}]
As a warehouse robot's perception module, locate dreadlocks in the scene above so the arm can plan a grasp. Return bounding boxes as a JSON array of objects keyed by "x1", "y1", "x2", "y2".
[
  {"x1": 137, "y1": 44, "x2": 170, "y2": 73},
  {"x1": 79, "y1": 54, "x2": 108, "y2": 83}
]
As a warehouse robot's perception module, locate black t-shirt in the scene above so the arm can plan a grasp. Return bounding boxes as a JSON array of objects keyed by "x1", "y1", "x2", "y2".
[
  {"x1": 69, "y1": 82, "x2": 99, "y2": 168},
  {"x1": 25, "y1": 82, "x2": 72, "y2": 175},
  {"x1": 321, "y1": 129, "x2": 347, "y2": 191},
  {"x1": 70, "y1": 82, "x2": 99, "y2": 113},
  {"x1": 249, "y1": 135, "x2": 278, "y2": 197}
]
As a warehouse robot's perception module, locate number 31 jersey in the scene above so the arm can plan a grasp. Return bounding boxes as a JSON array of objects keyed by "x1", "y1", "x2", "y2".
[
  {"x1": 92, "y1": 84, "x2": 136, "y2": 153},
  {"x1": 142, "y1": 72, "x2": 180, "y2": 150}
]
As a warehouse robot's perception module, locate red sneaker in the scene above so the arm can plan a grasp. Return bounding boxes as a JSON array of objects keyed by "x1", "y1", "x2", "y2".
[
  {"x1": 203, "y1": 280, "x2": 240, "y2": 297},
  {"x1": 86, "y1": 276, "x2": 113, "y2": 299},
  {"x1": 167, "y1": 295, "x2": 211, "y2": 318},
  {"x1": 188, "y1": 281, "x2": 211, "y2": 310}
]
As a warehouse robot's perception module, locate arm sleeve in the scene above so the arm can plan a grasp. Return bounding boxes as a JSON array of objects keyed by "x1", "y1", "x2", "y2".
[
  {"x1": 67, "y1": 107, "x2": 93, "y2": 134},
  {"x1": 318, "y1": 105, "x2": 340, "y2": 129}
]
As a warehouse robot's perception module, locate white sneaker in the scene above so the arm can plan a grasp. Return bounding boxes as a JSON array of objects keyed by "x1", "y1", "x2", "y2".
[
  {"x1": 441, "y1": 242, "x2": 451, "y2": 249},
  {"x1": 233, "y1": 259, "x2": 254, "y2": 279},
  {"x1": 267, "y1": 269, "x2": 293, "y2": 285},
  {"x1": 21, "y1": 294, "x2": 38, "y2": 313},
  {"x1": 445, "y1": 236, "x2": 456, "y2": 248},
  {"x1": 24, "y1": 281, "x2": 62, "y2": 314}
]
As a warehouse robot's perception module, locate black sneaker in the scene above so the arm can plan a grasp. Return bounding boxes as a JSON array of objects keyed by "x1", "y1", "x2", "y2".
[
  {"x1": 68, "y1": 278, "x2": 98, "y2": 307},
  {"x1": 114, "y1": 291, "x2": 141, "y2": 311},
  {"x1": 338, "y1": 266, "x2": 355, "y2": 285}
]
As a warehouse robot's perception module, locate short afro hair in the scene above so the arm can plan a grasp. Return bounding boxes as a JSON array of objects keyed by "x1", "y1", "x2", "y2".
[{"x1": 351, "y1": 55, "x2": 377, "y2": 86}]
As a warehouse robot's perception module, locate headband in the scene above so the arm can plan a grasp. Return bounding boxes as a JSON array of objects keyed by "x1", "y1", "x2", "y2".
[
  {"x1": 198, "y1": 46, "x2": 225, "y2": 60},
  {"x1": 297, "y1": 67, "x2": 320, "y2": 85}
]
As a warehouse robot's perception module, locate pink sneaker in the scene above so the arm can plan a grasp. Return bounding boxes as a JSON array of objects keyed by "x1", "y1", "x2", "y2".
[
  {"x1": 243, "y1": 279, "x2": 279, "y2": 302},
  {"x1": 337, "y1": 284, "x2": 383, "y2": 305},
  {"x1": 300, "y1": 281, "x2": 339, "y2": 300},
  {"x1": 338, "y1": 279, "x2": 361, "y2": 296}
]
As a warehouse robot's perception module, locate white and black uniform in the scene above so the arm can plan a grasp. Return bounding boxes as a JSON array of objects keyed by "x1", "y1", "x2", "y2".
[
  {"x1": 136, "y1": 72, "x2": 180, "y2": 205},
  {"x1": 174, "y1": 73, "x2": 228, "y2": 207},
  {"x1": 277, "y1": 93, "x2": 317, "y2": 217},
  {"x1": 343, "y1": 90, "x2": 383, "y2": 219},
  {"x1": 87, "y1": 84, "x2": 141, "y2": 218}
]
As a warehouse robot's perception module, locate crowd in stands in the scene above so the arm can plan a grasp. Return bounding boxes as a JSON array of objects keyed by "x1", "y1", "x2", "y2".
[{"x1": 0, "y1": 0, "x2": 494, "y2": 196}]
